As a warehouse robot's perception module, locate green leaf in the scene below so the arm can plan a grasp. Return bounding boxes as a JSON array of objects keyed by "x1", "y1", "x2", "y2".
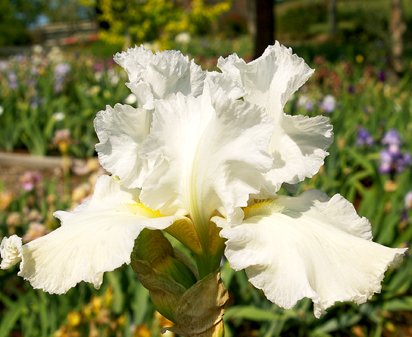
[{"x1": 224, "y1": 306, "x2": 279, "y2": 322}]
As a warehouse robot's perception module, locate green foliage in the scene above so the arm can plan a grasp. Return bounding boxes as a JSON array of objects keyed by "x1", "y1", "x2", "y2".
[{"x1": 86, "y1": 0, "x2": 231, "y2": 48}]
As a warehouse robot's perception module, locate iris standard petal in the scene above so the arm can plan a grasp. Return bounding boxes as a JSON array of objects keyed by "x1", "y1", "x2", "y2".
[
  {"x1": 114, "y1": 46, "x2": 205, "y2": 109},
  {"x1": 220, "y1": 190, "x2": 406, "y2": 318},
  {"x1": 8, "y1": 175, "x2": 179, "y2": 294},
  {"x1": 218, "y1": 42, "x2": 332, "y2": 191},
  {"x1": 264, "y1": 115, "x2": 333, "y2": 191},
  {"x1": 94, "y1": 104, "x2": 152, "y2": 188},
  {"x1": 139, "y1": 91, "x2": 273, "y2": 227}
]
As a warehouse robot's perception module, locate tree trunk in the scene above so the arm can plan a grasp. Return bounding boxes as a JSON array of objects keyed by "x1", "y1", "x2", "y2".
[
  {"x1": 390, "y1": 0, "x2": 406, "y2": 75},
  {"x1": 328, "y1": 0, "x2": 337, "y2": 36},
  {"x1": 254, "y1": 0, "x2": 275, "y2": 59}
]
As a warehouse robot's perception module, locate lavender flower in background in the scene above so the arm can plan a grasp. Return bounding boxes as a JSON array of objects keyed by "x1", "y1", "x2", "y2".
[
  {"x1": 379, "y1": 149, "x2": 393, "y2": 174},
  {"x1": 397, "y1": 153, "x2": 412, "y2": 173},
  {"x1": 20, "y1": 171, "x2": 42, "y2": 192},
  {"x1": 8, "y1": 72, "x2": 18, "y2": 90},
  {"x1": 382, "y1": 128, "x2": 402, "y2": 154},
  {"x1": 320, "y1": 95, "x2": 336, "y2": 113},
  {"x1": 30, "y1": 96, "x2": 40, "y2": 109},
  {"x1": 54, "y1": 63, "x2": 71, "y2": 92},
  {"x1": 356, "y1": 127, "x2": 374, "y2": 146},
  {"x1": 379, "y1": 128, "x2": 411, "y2": 175},
  {"x1": 297, "y1": 95, "x2": 314, "y2": 111}
]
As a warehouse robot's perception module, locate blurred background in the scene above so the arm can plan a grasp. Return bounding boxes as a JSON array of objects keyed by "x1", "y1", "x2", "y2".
[{"x1": 0, "y1": 0, "x2": 411, "y2": 336}]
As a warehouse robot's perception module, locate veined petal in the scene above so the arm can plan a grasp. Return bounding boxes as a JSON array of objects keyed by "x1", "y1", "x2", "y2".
[
  {"x1": 6, "y1": 175, "x2": 178, "y2": 294},
  {"x1": 114, "y1": 46, "x2": 205, "y2": 108},
  {"x1": 263, "y1": 115, "x2": 333, "y2": 192},
  {"x1": 220, "y1": 190, "x2": 406, "y2": 317},
  {"x1": 218, "y1": 42, "x2": 332, "y2": 188},
  {"x1": 140, "y1": 91, "x2": 273, "y2": 227},
  {"x1": 94, "y1": 104, "x2": 152, "y2": 188}
]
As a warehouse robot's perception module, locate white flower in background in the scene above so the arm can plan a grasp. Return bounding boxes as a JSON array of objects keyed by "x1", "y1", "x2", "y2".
[
  {"x1": 32, "y1": 45, "x2": 43, "y2": 54},
  {"x1": 124, "y1": 93, "x2": 137, "y2": 105},
  {"x1": 320, "y1": 94, "x2": 337, "y2": 113},
  {"x1": 0, "y1": 43, "x2": 406, "y2": 317},
  {"x1": 0, "y1": 105, "x2": 4, "y2": 116},
  {"x1": 52, "y1": 111, "x2": 65, "y2": 122},
  {"x1": 108, "y1": 68, "x2": 120, "y2": 85},
  {"x1": 175, "y1": 32, "x2": 191, "y2": 45}
]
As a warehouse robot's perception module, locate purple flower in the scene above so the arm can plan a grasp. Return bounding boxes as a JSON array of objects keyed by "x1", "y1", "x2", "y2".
[
  {"x1": 397, "y1": 153, "x2": 412, "y2": 173},
  {"x1": 378, "y1": 70, "x2": 386, "y2": 82},
  {"x1": 7, "y1": 72, "x2": 18, "y2": 89},
  {"x1": 20, "y1": 171, "x2": 42, "y2": 192},
  {"x1": 297, "y1": 95, "x2": 314, "y2": 111},
  {"x1": 356, "y1": 127, "x2": 374, "y2": 146},
  {"x1": 320, "y1": 95, "x2": 336, "y2": 113},
  {"x1": 379, "y1": 149, "x2": 392, "y2": 174},
  {"x1": 55, "y1": 63, "x2": 71, "y2": 77},
  {"x1": 54, "y1": 63, "x2": 71, "y2": 92},
  {"x1": 382, "y1": 129, "x2": 401, "y2": 147}
]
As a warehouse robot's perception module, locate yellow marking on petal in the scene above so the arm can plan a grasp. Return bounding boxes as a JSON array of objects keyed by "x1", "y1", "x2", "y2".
[
  {"x1": 127, "y1": 202, "x2": 164, "y2": 218},
  {"x1": 243, "y1": 199, "x2": 284, "y2": 219}
]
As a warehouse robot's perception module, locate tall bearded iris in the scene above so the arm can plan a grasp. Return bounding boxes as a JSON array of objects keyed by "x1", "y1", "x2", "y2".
[{"x1": 1, "y1": 43, "x2": 406, "y2": 335}]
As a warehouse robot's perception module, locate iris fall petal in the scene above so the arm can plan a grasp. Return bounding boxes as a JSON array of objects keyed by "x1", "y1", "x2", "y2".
[
  {"x1": 220, "y1": 190, "x2": 407, "y2": 317},
  {"x1": 2, "y1": 175, "x2": 179, "y2": 294}
]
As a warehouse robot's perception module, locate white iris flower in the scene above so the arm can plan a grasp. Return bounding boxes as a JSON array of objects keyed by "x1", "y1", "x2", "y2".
[{"x1": 1, "y1": 43, "x2": 406, "y2": 318}]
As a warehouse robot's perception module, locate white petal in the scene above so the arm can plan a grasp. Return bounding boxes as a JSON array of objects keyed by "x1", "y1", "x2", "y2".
[
  {"x1": 218, "y1": 41, "x2": 314, "y2": 121},
  {"x1": 219, "y1": 42, "x2": 332, "y2": 188},
  {"x1": 94, "y1": 104, "x2": 152, "y2": 188},
  {"x1": 220, "y1": 190, "x2": 407, "y2": 317},
  {"x1": 17, "y1": 175, "x2": 178, "y2": 294},
  {"x1": 204, "y1": 71, "x2": 245, "y2": 103},
  {"x1": 263, "y1": 115, "x2": 333, "y2": 191},
  {"x1": 0, "y1": 235, "x2": 22, "y2": 269},
  {"x1": 140, "y1": 91, "x2": 273, "y2": 226},
  {"x1": 114, "y1": 46, "x2": 205, "y2": 107}
]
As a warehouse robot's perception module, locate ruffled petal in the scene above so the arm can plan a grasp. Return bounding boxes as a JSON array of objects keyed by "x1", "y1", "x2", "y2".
[
  {"x1": 218, "y1": 42, "x2": 332, "y2": 188},
  {"x1": 220, "y1": 190, "x2": 407, "y2": 317},
  {"x1": 140, "y1": 91, "x2": 273, "y2": 226},
  {"x1": 263, "y1": 115, "x2": 333, "y2": 191},
  {"x1": 14, "y1": 175, "x2": 179, "y2": 294},
  {"x1": 218, "y1": 41, "x2": 313, "y2": 121},
  {"x1": 204, "y1": 71, "x2": 245, "y2": 103},
  {"x1": 94, "y1": 104, "x2": 152, "y2": 188},
  {"x1": 114, "y1": 46, "x2": 205, "y2": 108},
  {"x1": 0, "y1": 235, "x2": 22, "y2": 269}
]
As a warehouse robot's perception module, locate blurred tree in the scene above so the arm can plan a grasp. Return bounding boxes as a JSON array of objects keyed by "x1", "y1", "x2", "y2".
[
  {"x1": 81, "y1": 0, "x2": 231, "y2": 48},
  {"x1": 328, "y1": 0, "x2": 337, "y2": 36},
  {"x1": 0, "y1": 0, "x2": 43, "y2": 46},
  {"x1": 43, "y1": 0, "x2": 94, "y2": 23},
  {"x1": 390, "y1": 0, "x2": 406, "y2": 75},
  {"x1": 254, "y1": 0, "x2": 274, "y2": 59}
]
